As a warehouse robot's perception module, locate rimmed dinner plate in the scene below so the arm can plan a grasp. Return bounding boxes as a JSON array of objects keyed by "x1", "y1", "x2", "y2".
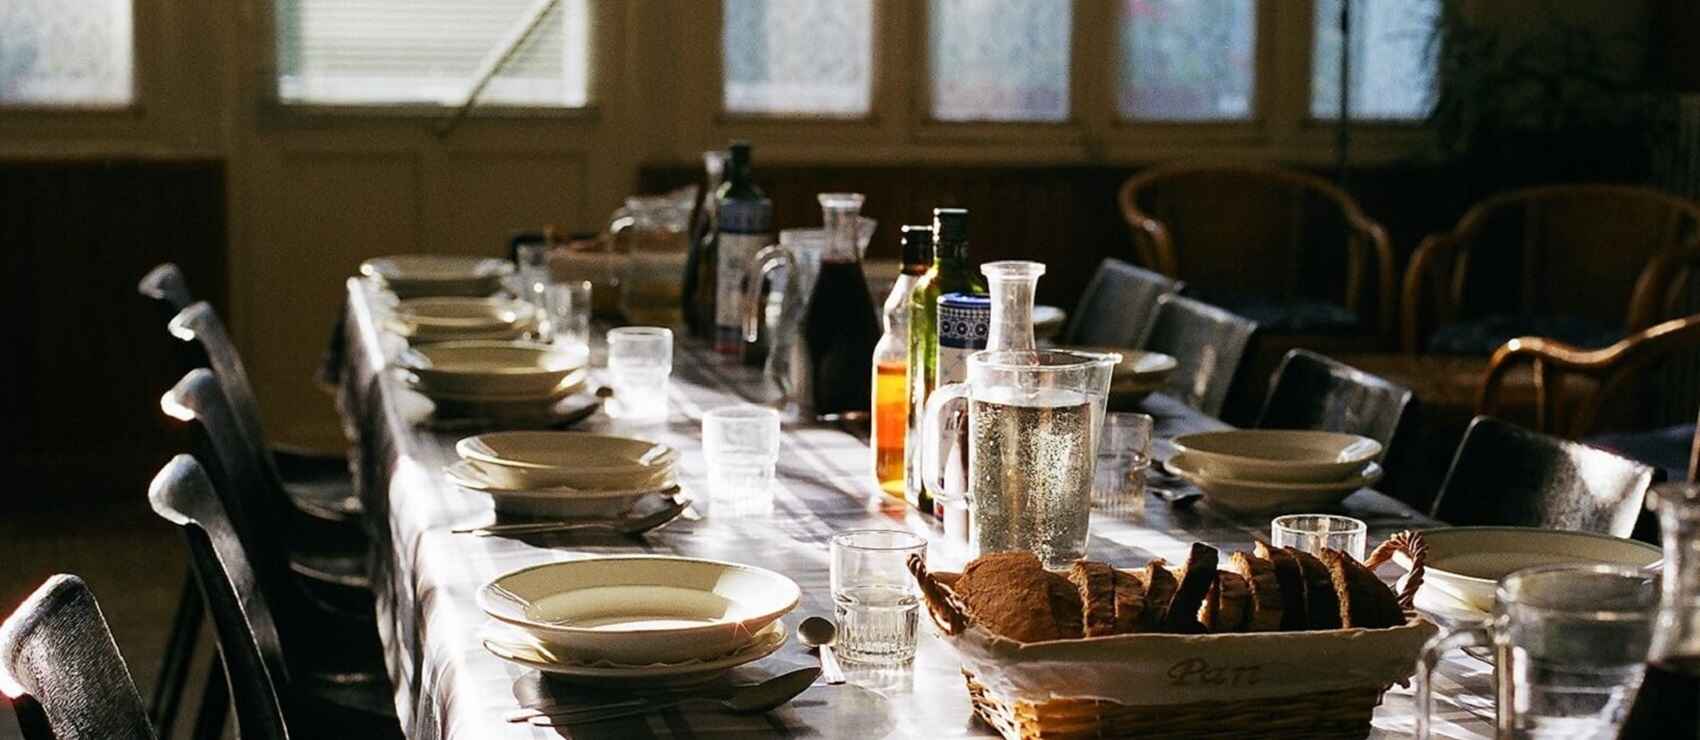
[
  {"x1": 1164, "y1": 452, "x2": 1381, "y2": 514},
  {"x1": 480, "y1": 619, "x2": 789, "y2": 687},
  {"x1": 1065, "y1": 346, "x2": 1177, "y2": 407},
  {"x1": 400, "y1": 341, "x2": 585, "y2": 397},
  {"x1": 1170, "y1": 430, "x2": 1382, "y2": 484},
  {"x1": 393, "y1": 297, "x2": 536, "y2": 332},
  {"x1": 478, "y1": 556, "x2": 801, "y2": 665},
  {"x1": 361, "y1": 254, "x2": 514, "y2": 299},
  {"x1": 446, "y1": 460, "x2": 676, "y2": 518},
  {"x1": 457, "y1": 432, "x2": 678, "y2": 490},
  {"x1": 1391, "y1": 527, "x2": 1661, "y2": 613}
]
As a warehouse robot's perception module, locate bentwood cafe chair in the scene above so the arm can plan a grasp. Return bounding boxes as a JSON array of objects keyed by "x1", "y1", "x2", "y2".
[{"x1": 1, "y1": 575, "x2": 158, "y2": 740}]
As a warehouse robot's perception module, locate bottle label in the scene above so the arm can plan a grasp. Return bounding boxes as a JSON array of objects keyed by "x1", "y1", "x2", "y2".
[
  {"x1": 936, "y1": 293, "x2": 990, "y2": 388},
  {"x1": 713, "y1": 198, "x2": 772, "y2": 349}
]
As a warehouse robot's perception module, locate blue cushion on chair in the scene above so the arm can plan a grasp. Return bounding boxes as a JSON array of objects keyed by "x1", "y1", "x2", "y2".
[
  {"x1": 1426, "y1": 314, "x2": 1622, "y2": 356},
  {"x1": 1589, "y1": 424, "x2": 1694, "y2": 483}
]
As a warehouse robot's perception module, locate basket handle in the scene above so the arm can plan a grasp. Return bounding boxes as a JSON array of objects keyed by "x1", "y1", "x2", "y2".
[
  {"x1": 1364, "y1": 529, "x2": 1427, "y2": 612},
  {"x1": 907, "y1": 554, "x2": 968, "y2": 636}
]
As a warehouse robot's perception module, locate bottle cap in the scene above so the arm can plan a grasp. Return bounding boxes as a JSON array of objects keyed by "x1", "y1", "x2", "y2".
[
  {"x1": 900, "y1": 225, "x2": 934, "y2": 266},
  {"x1": 729, "y1": 141, "x2": 751, "y2": 167},
  {"x1": 932, "y1": 208, "x2": 968, "y2": 243}
]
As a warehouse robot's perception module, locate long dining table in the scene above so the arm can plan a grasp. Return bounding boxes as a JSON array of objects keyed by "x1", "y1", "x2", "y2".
[{"x1": 333, "y1": 277, "x2": 1496, "y2": 739}]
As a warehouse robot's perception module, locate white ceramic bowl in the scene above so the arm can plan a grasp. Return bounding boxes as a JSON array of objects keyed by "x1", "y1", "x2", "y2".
[
  {"x1": 445, "y1": 460, "x2": 674, "y2": 518},
  {"x1": 480, "y1": 619, "x2": 789, "y2": 686},
  {"x1": 1393, "y1": 527, "x2": 1661, "y2": 613},
  {"x1": 456, "y1": 432, "x2": 678, "y2": 490},
  {"x1": 477, "y1": 556, "x2": 801, "y2": 664},
  {"x1": 362, "y1": 254, "x2": 513, "y2": 299},
  {"x1": 1170, "y1": 430, "x2": 1382, "y2": 484},
  {"x1": 1164, "y1": 452, "x2": 1381, "y2": 514},
  {"x1": 393, "y1": 297, "x2": 535, "y2": 333},
  {"x1": 401, "y1": 341, "x2": 584, "y2": 397}
]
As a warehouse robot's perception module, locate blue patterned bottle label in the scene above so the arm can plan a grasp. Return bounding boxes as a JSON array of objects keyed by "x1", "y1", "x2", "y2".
[{"x1": 936, "y1": 293, "x2": 990, "y2": 388}]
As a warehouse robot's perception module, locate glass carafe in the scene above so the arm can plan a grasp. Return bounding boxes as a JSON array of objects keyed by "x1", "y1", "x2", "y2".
[
  {"x1": 1617, "y1": 482, "x2": 1700, "y2": 738},
  {"x1": 982, "y1": 261, "x2": 1045, "y2": 352},
  {"x1": 921, "y1": 349, "x2": 1119, "y2": 569},
  {"x1": 609, "y1": 195, "x2": 692, "y2": 326},
  {"x1": 744, "y1": 228, "x2": 826, "y2": 410}
]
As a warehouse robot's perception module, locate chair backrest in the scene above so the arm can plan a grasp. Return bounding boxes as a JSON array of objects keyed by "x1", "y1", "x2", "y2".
[
  {"x1": 1257, "y1": 349, "x2": 1414, "y2": 454},
  {"x1": 168, "y1": 302, "x2": 282, "y2": 482},
  {"x1": 0, "y1": 575, "x2": 156, "y2": 740},
  {"x1": 138, "y1": 263, "x2": 195, "y2": 320},
  {"x1": 1140, "y1": 294, "x2": 1257, "y2": 417},
  {"x1": 1431, "y1": 416, "x2": 1655, "y2": 537},
  {"x1": 1063, "y1": 258, "x2": 1184, "y2": 348},
  {"x1": 148, "y1": 455, "x2": 291, "y2": 740}
]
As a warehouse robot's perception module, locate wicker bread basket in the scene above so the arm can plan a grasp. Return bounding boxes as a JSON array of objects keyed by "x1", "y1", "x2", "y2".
[{"x1": 907, "y1": 531, "x2": 1436, "y2": 740}]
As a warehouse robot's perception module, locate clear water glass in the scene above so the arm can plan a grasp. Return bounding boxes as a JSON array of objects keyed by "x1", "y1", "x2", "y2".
[
  {"x1": 1270, "y1": 514, "x2": 1367, "y2": 561},
  {"x1": 1094, "y1": 412, "x2": 1153, "y2": 515},
  {"x1": 1416, "y1": 564, "x2": 1657, "y2": 740},
  {"x1": 515, "y1": 242, "x2": 551, "y2": 309},
  {"x1": 831, "y1": 529, "x2": 926, "y2": 665},
  {"x1": 606, "y1": 327, "x2": 672, "y2": 420},
  {"x1": 702, "y1": 405, "x2": 781, "y2": 515},
  {"x1": 544, "y1": 280, "x2": 592, "y2": 351}
]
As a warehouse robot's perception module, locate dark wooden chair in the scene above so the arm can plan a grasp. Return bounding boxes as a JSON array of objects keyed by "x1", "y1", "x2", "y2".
[
  {"x1": 1257, "y1": 349, "x2": 1414, "y2": 452},
  {"x1": 1141, "y1": 294, "x2": 1258, "y2": 418},
  {"x1": 1430, "y1": 416, "x2": 1656, "y2": 538},
  {"x1": 1402, "y1": 184, "x2": 1700, "y2": 355},
  {"x1": 1062, "y1": 258, "x2": 1184, "y2": 348},
  {"x1": 150, "y1": 455, "x2": 401, "y2": 740},
  {"x1": 1, "y1": 575, "x2": 157, "y2": 740}
]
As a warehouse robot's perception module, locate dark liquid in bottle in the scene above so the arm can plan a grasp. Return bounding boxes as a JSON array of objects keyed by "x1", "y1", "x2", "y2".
[
  {"x1": 1617, "y1": 656, "x2": 1700, "y2": 739},
  {"x1": 802, "y1": 258, "x2": 881, "y2": 419}
]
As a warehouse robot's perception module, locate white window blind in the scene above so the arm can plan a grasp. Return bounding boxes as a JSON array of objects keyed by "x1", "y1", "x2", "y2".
[
  {"x1": 723, "y1": 0, "x2": 873, "y2": 116},
  {"x1": 1311, "y1": 0, "x2": 1439, "y2": 120},
  {"x1": 0, "y1": 0, "x2": 134, "y2": 107},
  {"x1": 275, "y1": 0, "x2": 589, "y2": 107}
]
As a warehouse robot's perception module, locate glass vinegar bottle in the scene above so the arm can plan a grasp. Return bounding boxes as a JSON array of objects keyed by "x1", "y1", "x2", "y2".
[{"x1": 872, "y1": 226, "x2": 933, "y2": 500}]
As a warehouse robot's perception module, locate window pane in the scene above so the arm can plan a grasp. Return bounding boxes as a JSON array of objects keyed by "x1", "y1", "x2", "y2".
[
  {"x1": 929, "y1": 0, "x2": 1071, "y2": 122},
  {"x1": 277, "y1": 0, "x2": 589, "y2": 107},
  {"x1": 0, "y1": 0, "x2": 133, "y2": 107},
  {"x1": 723, "y1": 0, "x2": 873, "y2": 116},
  {"x1": 1118, "y1": 0, "x2": 1255, "y2": 121},
  {"x1": 1311, "y1": 0, "x2": 1439, "y2": 120}
]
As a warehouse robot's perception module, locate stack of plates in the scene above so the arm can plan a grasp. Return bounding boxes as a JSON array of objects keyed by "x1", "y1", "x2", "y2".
[
  {"x1": 389, "y1": 297, "x2": 538, "y2": 343},
  {"x1": 449, "y1": 431, "x2": 679, "y2": 517},
  {"x1": 1063, "y1": 346, "x2": 1178, "y2": 407},
  {"x1": 1393, "y1": 527, "x2": 1661, "y2": 622},
  {"x1": 361, "y1": 254, "x2": 514, "y2": 299},
  {"x1": 1163, "y1": 430, "x2": 1383, "y2": 513},
  {"x1": 397, "y1": 341, "x2": 590, "y2": 423},
  {"x1": 478, "y1": 556, "x2": 799, "y2": 684}
]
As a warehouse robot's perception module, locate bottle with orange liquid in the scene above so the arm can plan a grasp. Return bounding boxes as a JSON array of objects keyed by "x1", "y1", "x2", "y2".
[{"x1": 870, "y1": 225, "x2": 933, "y2": 500}]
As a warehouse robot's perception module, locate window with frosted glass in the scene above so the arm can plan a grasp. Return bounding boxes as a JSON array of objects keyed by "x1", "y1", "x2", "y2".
[
  {"x1": 1117, "y1": 0, "x2": 1255, "y2": 121},
  {"x1": 929, "y1": 0, "x2": 1071, "y2": 123},
  {"x1": 723, "y1": 0, "x2": 873, "y2": 116},
  {"x1": 0, "y1": 0, "x2": 133, "y2": 107},
  {"x1": 1311, "y1": 0, "x2": 1439, "y2": 120},
  {"x1": 276, "y1": 0, "x2": 589, "y2": 107}
]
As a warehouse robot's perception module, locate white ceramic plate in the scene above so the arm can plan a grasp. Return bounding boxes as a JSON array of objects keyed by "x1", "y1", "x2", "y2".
[
  {"x1": 1392, "y1": 527, "x2": 1661, "y2": 613},
  {"x1": 478, "y1": 556, "x2": 801, "y2": 665},
  {"x1": 480, "y1": 619, "x2": 788, "y2": 687},
  {"x1": 457, "y1": 432, "x2": 677, "y2": 490},
  {"x1": 1170, "y1": 430, "x2": 1382, "y2": 484},
  {"x1": 1164, "y1": 452, "x2": 1382, "y2": 514},
  {"x1": 401, "y1": 341, "x2": 585, "y2": 396},
  {"x1": 445, "y1": 460, "x2": 675, "y2": 518},
  {"x1": 361, "y1": 254, "x2": 513, "y2": 298},
  {"x1": 393, "y1": 297, "x2": 535, "y2": 333},
  {"x1": 1033, "y1": 305, "x2": 1069, "y2": 340}
]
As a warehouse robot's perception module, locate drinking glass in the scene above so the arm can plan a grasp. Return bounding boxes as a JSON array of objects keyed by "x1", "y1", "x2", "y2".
[
  {"x1": 544, "y1": 280, "x2": 592, "y2": 351},
  {"x1": 701, "y1": 404, "x2": 781, "y2": 515},
  {"x1": 831, "y1": 529, "x2": 926, "y2": 665},
  {"x1": 515, "y1": 242, "x2": 551, "y2": 309},
  {"x1": 1094, "y1": 412, "x2": 1153, "y2": 514},
  {"x1": 606, "y1": 327, "x2": 672, "y2": 420},
  {"x1": 1416, "y1": 564, "x2": 1657, "y2": 739},
  {"x1": 1270, "y1": 514, "x2": 1367, "y2": 561}
]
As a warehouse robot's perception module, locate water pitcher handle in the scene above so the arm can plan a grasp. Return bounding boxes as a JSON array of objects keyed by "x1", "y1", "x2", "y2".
[
  {"x1": 923, "y1": 383, "x2": 971, "y2": 501},
  {"x1": 742, "y1": 244, "x2": 789, "y2": 342},
  {"x1": 1414, "y1": 620, "x2": 1493, "y2": 740}
]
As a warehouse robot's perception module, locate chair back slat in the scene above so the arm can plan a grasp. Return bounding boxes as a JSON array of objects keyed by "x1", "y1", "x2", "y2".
[
  {"x1": 0, "y1": 575, "x2": 157, "y2": 740},
  {"x1": 1063, "y1": 258, "x2": 1183, "y2": 348},
  {"x1": 1141, "y1": 294, "x2": 1257, "y2": 417},
  {"x1": 1257, "y1": 349, "x2": 1414, "y2": 453}
]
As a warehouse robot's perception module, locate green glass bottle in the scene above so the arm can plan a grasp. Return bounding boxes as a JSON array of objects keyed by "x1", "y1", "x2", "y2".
[{"x1": 904, "y1": 208, "x2": 986, "y2": 512}]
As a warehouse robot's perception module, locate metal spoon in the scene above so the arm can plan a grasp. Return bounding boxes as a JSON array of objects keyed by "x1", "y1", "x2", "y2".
[
  {"x1": 453, "y1": 498, "x2": 688, "y2": 537},
  {"x1": 797, "y1": 616, "x2": 847, "y2": 685},
  {"x1": 527, "y1": 666, "x2": 820, "y2": 726}
]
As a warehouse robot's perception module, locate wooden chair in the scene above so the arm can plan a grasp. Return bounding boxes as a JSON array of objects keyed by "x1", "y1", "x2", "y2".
[
  {"x1": 150, "y1": 455, "x2": 401, "y2": 740},
  {"x1": 1257, "y1": 350, "x2": 1414, "y2": 453},
  {"x1": 1430, "y1": 416, "x2": 1655, "y2": 537},
  {"x1": 1118, "y1": 162, "x2": 1395, "y2": 340},
  {"x1": 1401, "y1": 184, "x2": 1700, "y2": 355},
  {"x1": 1062, "y1": 258, "x2": 1183, "y2": 348},
  {"x1": 1141, "y1": 294, "x2": 1258, "y2": 417},
  {"x1": 1, "y1": 575, "x2": 157, "y2": 740}
]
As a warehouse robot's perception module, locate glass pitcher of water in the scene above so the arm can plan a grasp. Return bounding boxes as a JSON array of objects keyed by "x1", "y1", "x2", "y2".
[
  {"x1": 609, "y1": 193, "x2": 692, "y2": 326},
  {"x1": 921, "y1": 349, "x2": 1119, "y2": 569}
]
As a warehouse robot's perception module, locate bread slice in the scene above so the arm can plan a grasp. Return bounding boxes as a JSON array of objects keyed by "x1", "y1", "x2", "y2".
[
  {"x1": 1321, "y1": 548, "x2": 1405, "y2": 629},
  {"x1": 1110, "y1": 569, "x2": 1147, "y2": 635},
  {"x1": 1227, "y1": 553, "x2": 1284, "y2": 632},
  {"x1": 1068, "y1": 561, "x2": 1118, "y2": 637},
  {"x1": 1254, "y1": 541, "x2": 1308, "y2": 630},
  {"x1": 1137, "y1": 559, "x2": 1179, "y2": 632},
  {"x1": 1197, "y1": 570, "x2": 1250, "y2": 632},
  {"x1": 1163, "y1": 543, "x2": 1219, "y2": 633},
  {"x1": 955, "y1": 551, "x2": 1083, "y2": 642},
  {"x1": 1286, "y1": 547, "x2": 1342, "y2": 630}
]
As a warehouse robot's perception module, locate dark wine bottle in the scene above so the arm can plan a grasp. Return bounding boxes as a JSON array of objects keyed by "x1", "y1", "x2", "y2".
[
  {"x1": 1616, "y1": 656, "x2": 1700, "y2": 738},
  {"x1": 681, "y1": 150, "x2": 725, "y2": 338}
]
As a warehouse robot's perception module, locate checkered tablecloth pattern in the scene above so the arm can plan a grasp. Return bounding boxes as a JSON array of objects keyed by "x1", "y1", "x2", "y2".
[{"x1": 336, "y1": 278, "x2": 1494, "y2": 739}]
